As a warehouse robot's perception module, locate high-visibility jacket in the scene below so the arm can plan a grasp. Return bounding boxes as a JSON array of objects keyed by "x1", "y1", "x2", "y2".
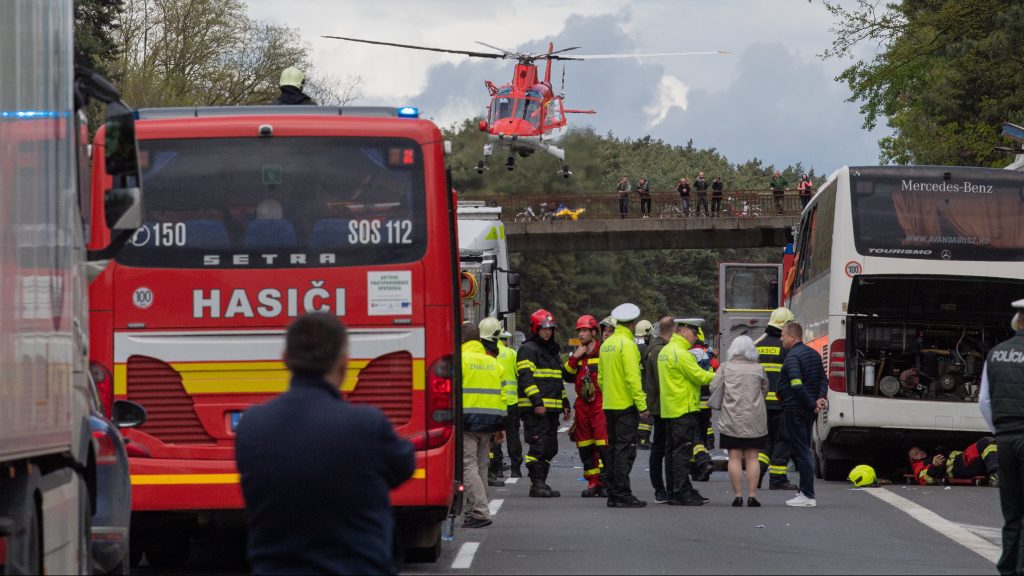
[
  {"x1": 516, "y1": 336, "x2": 569, "y2": 411},
  {"x1": 754, "y1": 327, "x2": 787, "y2": 410},
  {"x1": 563, "y1": 342, "x2": 601, "y2": 400},
  {"x1": 497, "y1": 341, "x2": 519, "y2": 407},
  {"x1": 598, "y1": 324, "x2": 647, "y2": 412},
  {"x1": 461, "y1": 340, "x2": 507, "y2": 433},
  {"x1": 658, "y1": 334, "x2": 715, "y2": 419}
]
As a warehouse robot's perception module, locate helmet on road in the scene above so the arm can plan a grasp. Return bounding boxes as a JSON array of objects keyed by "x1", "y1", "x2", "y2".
[
  {"x1": 280, "y1": 66, "x2": 305, "y2": 88},
  {"x1": 848, "y1": 464, "x2": 877, "y2": 487},
  {"x1": 529, "y1": 309, "x2": 557, "y2": 334},
  {"x1": 575, "y1": 315, "x2": 599, "y2": 331},
  {"x1": 479, "y1": 317, "x2": 503, "y2": 342},
  {"x1": 634, "y1": 319, "x2": 653, "y2": 338},
  {"x1": 768, "y1": 307, "x2": 795, "y2": 329}
]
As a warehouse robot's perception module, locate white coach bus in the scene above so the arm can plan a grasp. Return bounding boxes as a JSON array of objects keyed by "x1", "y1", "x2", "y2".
[{"x1": 786, "y1": 165, "x2": 1024, "y2": 479}]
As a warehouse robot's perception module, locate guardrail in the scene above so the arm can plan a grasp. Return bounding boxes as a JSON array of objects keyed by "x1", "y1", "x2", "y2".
[{"x1": 462, "y1": 190, "x2": 807, "y2": 221}]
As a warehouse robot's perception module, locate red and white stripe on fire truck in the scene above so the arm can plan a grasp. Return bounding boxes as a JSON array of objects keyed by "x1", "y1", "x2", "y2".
[{"x1": 192, "y1": 282, "x2": 345, "y2": 319}]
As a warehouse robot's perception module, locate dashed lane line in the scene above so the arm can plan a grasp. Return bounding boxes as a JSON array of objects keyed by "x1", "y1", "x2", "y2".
[
  {"x1": 451, "y1": 542, "x2": 480, "y2": 569},
  {"x1": 867, "y1": 488, "x2": 1000, "y2": 564},
  {"x1": 488, "y1": 498, "x2": 504, "y2": 516},
  {"x1": 504, "y1": 477, "x2": 518, "y2": 484},
  {"x1": 557, "y1": 426, "x2": 569, "y2": 433}
]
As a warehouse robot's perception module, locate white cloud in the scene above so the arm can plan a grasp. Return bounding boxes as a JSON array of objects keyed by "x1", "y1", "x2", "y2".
[{"x1": 643, "y1": 74, "x2": 688, "y2": 128}]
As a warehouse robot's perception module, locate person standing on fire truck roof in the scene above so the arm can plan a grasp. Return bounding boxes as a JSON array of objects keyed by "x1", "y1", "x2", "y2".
[
  {"x1": 563, "y1": 315, "x2": 610, "y2": 497},
  {"x1": 236, "y1": 313, "x2": 414, "y2": 575},
  {"x1": 271, "y1": 66, "x2": 316, "y2": 105},
  {"x1": 517, "y1": 309, "x2": 570, "y2": 497}
]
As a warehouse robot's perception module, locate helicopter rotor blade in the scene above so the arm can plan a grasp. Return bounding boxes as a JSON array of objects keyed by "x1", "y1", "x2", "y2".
[
  {"x1": 569, "y1": 50, "x2": 732, "y2": 59},
  {"x1": 322, "y1": 35, "x2": 508, "y2": 59},
  {"x1": 475, "y1": 41, "x2": 516, "y2": 56},
  {"x1": 548, "y1": 46, "x2": 582, "y2": 56}
]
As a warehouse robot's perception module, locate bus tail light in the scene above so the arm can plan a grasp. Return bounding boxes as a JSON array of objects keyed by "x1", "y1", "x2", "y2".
[
  {"x1": 828, "y1": 339, "x2": 847, "y2": 393},
  {"x1": 423, "y1": 355, "x2": 454, "y2": 450},
  {"x1": 89, "y1": 361, "x2": 114, "y2": 418}
]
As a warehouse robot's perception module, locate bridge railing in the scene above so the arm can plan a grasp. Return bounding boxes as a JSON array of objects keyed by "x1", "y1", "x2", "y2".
[{"x1": 464, "y1": 190, "x2": 806, "y2": 221}]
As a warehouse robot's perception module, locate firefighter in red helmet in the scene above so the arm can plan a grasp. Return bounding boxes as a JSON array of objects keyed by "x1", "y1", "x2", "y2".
[
  {"x1": 563, "y1": 315, "x2": 610, "y2": 497},
  {"x1": 517, "y1": 309, "x2": 570, "y2": 497}
]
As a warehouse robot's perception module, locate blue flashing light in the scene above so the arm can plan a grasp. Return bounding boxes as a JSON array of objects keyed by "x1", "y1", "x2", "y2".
[
  {"x1": 397, "y1": 106, "x2": 420, "y2": 119},
  {"x1": 0, "y1": 110, "x2": 69, "y2": 119}
]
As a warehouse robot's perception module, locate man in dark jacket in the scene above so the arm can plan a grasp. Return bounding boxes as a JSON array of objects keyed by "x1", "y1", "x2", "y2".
[
  {"x1": 236, "y1": 313, "x2": 415, "y2": 575},
  {"x1": 644, "y1": 316, "x2": 673, "y2": 501},
  {"x1": 777, "y1": 321, "x2": 826, "y2": 507},
  {"x1": 754, "y1": 307, "x2": 798, "y2": 491},
  {"x1": 271, "y1": 66, "x2": 316, "y2": 105},
  {"x1": 980, "y1": 298, "x2": 1024, "y2": 575},
  {"x1": 518, "y1": 308, "x2": 570, "y2": 497}
]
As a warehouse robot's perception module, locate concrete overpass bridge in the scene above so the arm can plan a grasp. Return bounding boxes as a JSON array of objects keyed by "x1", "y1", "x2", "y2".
[{"x1": 468, "y1": 191, "x2": 802, "y2": 252}]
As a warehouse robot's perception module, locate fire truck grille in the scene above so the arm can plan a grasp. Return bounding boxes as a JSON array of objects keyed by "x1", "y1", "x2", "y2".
[
  {"x1": 126, "y1": 355, "x2": 216, "y2": 445},
  {"x1": 345, "y1": 351, "x2": 413, "y2": 426}
]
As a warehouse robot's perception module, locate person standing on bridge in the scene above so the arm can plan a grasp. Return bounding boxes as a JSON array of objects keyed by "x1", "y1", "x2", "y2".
[
  {"x1": 236, "y1": 313, "x2": 415, "y2": 575},
  {"x1": 658, "y1": 317, "x2": 716, "y2": 506},
  {"x1": 599, "y1": 303, "x2": 650, "y2": 508},
  {"x1": 979, "y1": 298, "x2": 1024, "y2": 575},
  {"x1": 562, "y1": 315, "x2": 609, "y2": 497},
  {"x1": 518, "y1": 309, "x2": 570, "y2": 498},
  {"x1": 677, "y1": 178, "x2": 692, "y2": 216},
  {"x1": 770, "y1": 170, "x2": 789, "y2": 215},
  {"x1": 754, "y1": 307, "x2": 799, "y2": 491},
  {"x1": 694, "y1": 172, "x2": 710, "y2": 217},
  {"x1": 711, "y1": 176, "x2": 724, "y2": 217},
  {"x1": 778, "y1": 321, "x2": 827, "y2": 507},
  {"x1": 636, "y1": 177, "x2": 652, "y2": 218},
  {"x1": 797, "y1": 174, "x2": 814, "y2": 208},
  {"x1": 644, "y1": 317, "x2": 674, "y2": 502},
  {"x1": 616, "y1": 175, "x2": 631, "y2": 219}
]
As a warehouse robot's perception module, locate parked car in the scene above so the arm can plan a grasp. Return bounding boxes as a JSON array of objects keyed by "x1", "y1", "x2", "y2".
[{"x1": 88, "y1": 371, "x2": 147, "y2": 575}]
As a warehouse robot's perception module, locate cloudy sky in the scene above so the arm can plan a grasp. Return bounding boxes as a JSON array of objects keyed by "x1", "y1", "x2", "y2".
[{"x1": 247, "y1": 0, "x2": 889, "y2": 175}]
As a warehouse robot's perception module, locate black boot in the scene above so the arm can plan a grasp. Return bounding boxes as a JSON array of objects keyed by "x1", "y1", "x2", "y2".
[{"x1": 530, "y1": 478, "x2": 560, "y2": 498}]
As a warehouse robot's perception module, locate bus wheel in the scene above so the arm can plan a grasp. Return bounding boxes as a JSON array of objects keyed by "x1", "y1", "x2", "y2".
[
  {"x1": 819, "y1": 455, "x2": 849, "y2": 482},
  {"x1": 403, "y1": 521, "x2": 442, "y2": 563}
]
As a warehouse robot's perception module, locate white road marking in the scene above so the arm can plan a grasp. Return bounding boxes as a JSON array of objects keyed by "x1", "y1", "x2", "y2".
[
  {"x1": 558, "y1": 426, "x2": 569, "y2": 433},
  {"x1": 488, "y1": 498, "x2": 504, "y2": 516},
  {"x1": 451, "y1": 542, "x2": 480, "y2": 569},
  {"x1": 504, "y1": 477, "x2": 518, "y2": 484},
  {"x1": 867, "y1": 488, "x2": 1001, "y2": 564},
  {"x1": 959, "y1": 523, "x2": 1003, "y2": 543}
]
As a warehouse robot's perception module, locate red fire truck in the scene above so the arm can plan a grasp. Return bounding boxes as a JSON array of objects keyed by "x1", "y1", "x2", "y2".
[{"x1": 87, "y1": 106, "x2": 461, "y2": 565}]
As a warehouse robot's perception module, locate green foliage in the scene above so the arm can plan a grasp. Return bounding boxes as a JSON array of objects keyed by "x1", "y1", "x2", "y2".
[
  {"x1": 74, "y1": 0, "x2": 125, "y2": 78},
  {"x1": 822, "y1": 0, "x2": 1024, "y2": 166}
]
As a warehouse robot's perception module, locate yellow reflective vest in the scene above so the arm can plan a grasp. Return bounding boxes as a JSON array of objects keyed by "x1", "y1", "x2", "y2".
[
  {"x1": 496, "y1": 341, "x2": 519, "y2": 407},
  {"x1": 658, "y1": 333, "x2": 715, "y2": 419},
  {"x1": 598, "y1": 324, "x2": 647, "y2": 411},
  {"x1": 461, "y1": 340, "x2": 507, "y2": 432}
]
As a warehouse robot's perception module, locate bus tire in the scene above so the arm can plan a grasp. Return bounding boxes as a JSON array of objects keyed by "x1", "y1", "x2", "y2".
[
  {"x1": 820, "y1": 455, "x2": 848, "y2": 482},
  {"x1": 403, "y1": 521, "x2": 442, "y2": 563}
]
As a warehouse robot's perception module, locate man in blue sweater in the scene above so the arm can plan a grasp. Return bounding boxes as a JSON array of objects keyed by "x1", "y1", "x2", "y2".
[
  {"x1": 777, "y1": 321, "x2": 827, "y2": 508},
  {"x1": 236, "y1": 313, "x2": 415, "y2": 574}
]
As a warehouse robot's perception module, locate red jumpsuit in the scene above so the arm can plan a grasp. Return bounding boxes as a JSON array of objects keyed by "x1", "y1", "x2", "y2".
[
  {"x1": 563, "y1": 345, "x2": 608, "y2": 490},
  {"x1": 911, "y1": 437, "x2": 999, "y2": 485}
]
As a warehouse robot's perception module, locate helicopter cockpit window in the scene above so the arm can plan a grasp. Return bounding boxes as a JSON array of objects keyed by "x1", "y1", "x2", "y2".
[
  {"x1": 521, "y1": 96, "x2": 543, "y2": 128},
  {"x1": 490, "y1": 96, "x2": 516, "y2": 122}
]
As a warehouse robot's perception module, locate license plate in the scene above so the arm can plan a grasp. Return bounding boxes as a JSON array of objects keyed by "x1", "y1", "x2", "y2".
[{"x1": 230, "y1": 411, "x2": 244, "y2": 432}]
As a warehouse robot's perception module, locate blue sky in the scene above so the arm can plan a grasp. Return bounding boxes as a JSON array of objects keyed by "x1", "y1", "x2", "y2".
[{"x1": 248, "y1": 0, "x2": 889, "y2": 174}]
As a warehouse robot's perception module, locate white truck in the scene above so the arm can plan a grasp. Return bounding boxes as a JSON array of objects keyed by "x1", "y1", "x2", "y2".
[
  {"x1": 0, "y1": 2, "x2": 143, "y2": 573},
  {"x1": 457, "y1": 202, "x2": 520, "y2": 333}
]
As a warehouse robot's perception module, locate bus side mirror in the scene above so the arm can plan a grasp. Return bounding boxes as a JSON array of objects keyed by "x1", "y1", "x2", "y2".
[
  {"x1": 506, "y1": 272, "x2": 521, "y2": 313},
  {"x1": 112, "y1": 400, "x2": 148, "y2": 429},
  {"x1": 103, "y1": 101, "x2": 143, "y2": 231}
]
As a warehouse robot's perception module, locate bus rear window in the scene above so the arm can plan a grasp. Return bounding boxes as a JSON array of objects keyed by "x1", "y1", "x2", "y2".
[
  {"x1": 116, "y1": 136, "x2": 427, "y2": 268},
  {"x1": 850, "y1": 168, "x2": 1024, "y2": 261}
]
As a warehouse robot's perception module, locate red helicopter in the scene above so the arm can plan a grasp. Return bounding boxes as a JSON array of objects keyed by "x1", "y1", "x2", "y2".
[{"x1": 323, "y1": 35, "x2": 728, "y2": 177}]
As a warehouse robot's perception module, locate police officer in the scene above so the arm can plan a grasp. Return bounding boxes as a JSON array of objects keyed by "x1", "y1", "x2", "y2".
[
  {"x1": 518, "y1": 309, "x2": 570, "y2": 497},
  {"x1": 754, "y1": 307, "x2": 799, "y2": 491},
  {"x1": 271, "y1": 67, "x2": 316, "y2": 105},
  {"x1": 599, "y1": 303, "x2": 649, "y2": 508},
  {"x1": 689, "y1": 323, "x2": 715, "y2": 481},
  {"x1": 497, "y1": 330, "x2": 523, "y2": 478},
  {"x1": 644, "y1": 317, "x2": 674, "y2": 501},
  {"x1": 659, "y1": 318, "x2": 716, "y2": 505},
  {"x1": 980, "y1": 298, "x2": 1024, "y2": 574},
  {"x1": 480, "y1": 319, "x2": 519, "y2": 485}
]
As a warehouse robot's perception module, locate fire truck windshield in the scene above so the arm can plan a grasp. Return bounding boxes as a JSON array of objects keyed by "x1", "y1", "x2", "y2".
[{"x1": 116, "y1": 136, "x2": 427, "y2": 268}]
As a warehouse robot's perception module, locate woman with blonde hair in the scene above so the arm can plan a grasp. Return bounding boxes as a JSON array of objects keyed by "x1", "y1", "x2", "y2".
[{"x1": 710, "y1": 335, "x2": 769, "y2": 507}]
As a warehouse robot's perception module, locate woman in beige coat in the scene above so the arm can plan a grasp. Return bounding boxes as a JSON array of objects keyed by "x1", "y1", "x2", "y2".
[{"x1": 710, "y1": 335, "x2": 768, "y2": 507}]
